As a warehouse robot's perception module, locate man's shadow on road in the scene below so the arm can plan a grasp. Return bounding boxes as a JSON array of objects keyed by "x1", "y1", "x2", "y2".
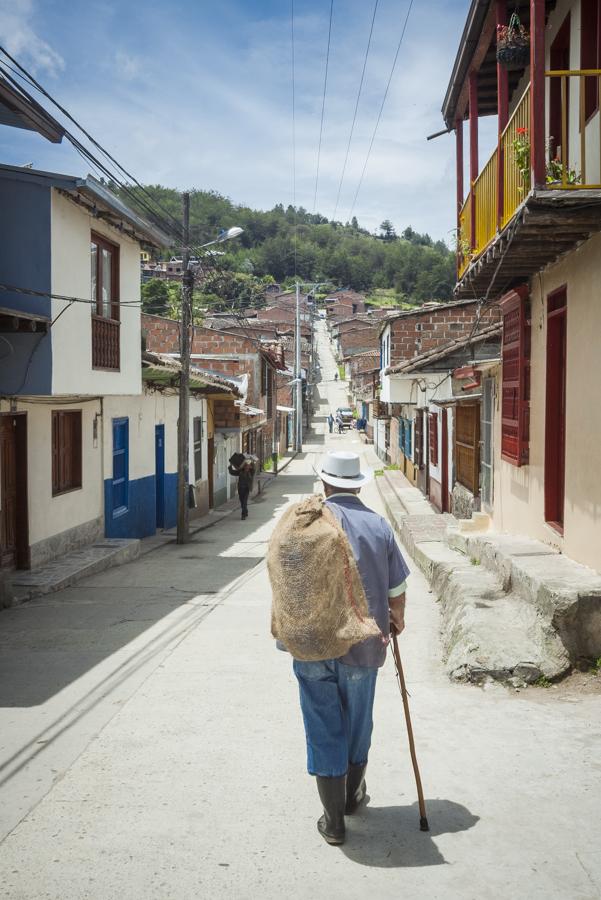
[{"x1": 341, "y1": 798, "x2": 479, "y2": 868}]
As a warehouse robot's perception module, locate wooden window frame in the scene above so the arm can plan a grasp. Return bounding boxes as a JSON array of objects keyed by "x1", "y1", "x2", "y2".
[
  {"x1": 91, "y1": 232, "x2": 121, "y2": 371},
  {"x1": 52, "y1": 410, "x2": 82, "y2": 496},
  {"x1": 429, "y1": 412, "x2": 439, "y2": 467},
  {"x1": 91, "y1": 232, "x2": 120, "y2": 321},
  {"x1": 193, "y1": 416, "x2": 203, "y2": 482},
  {"x1": 499, "y1": 285, "x2": 530, "y2": 466}
]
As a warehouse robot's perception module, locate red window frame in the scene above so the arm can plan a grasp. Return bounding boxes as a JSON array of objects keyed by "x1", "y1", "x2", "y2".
[
  {"x1": 429, "y1": 412, "x2": 439, "y2": 467},
  {"x1": 499, "y1": 285, "x2": 530, "y2": 466}
]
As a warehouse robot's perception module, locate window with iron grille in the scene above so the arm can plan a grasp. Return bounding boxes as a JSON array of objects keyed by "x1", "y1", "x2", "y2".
[
  {"x1": 52, "y1": 410, "x2": 82, "y2": 495},
  {"x1": 500, "y1": 286, "x2": 530, "y2": 466},
  {"x1": 429, "y1": 412, "x2": 438, "y2": 467},
  {"x1": 193, "y1": 417, "x2": 203, "y2": 481}
]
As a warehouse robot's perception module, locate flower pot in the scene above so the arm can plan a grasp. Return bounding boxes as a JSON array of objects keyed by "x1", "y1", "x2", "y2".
[{"x1": 497, "y1": 42, "x2": 530, "y2": 69}]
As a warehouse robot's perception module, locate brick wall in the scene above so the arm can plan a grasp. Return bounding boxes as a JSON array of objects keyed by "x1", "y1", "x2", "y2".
[
  {"x1": 340, "y1": 327, "x2": 379, "y2": 357},
  {"x1": 387, "y1": 302, "x2": 496, "y2": 365},
  {"x1": 213, "y1": 399, "x2": 240, "y2": 430}
]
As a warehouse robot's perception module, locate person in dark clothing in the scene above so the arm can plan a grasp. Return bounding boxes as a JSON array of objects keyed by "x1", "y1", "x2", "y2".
[
  {"x1": 229, "y1": 456, "x2": 255, "y2": 519},
  {"x1": 327, "y1": 413, "x2": 334, "y2": 433}
]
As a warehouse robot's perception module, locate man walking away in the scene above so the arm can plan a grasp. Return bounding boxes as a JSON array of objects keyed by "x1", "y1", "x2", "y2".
[
  {"x1": 336, "y1": 413, "x2": 343, "y2": 434},
  {"x1": 293, "y1": 451, "x2": 410, "y2": 844},
  {"x1": 327, "y1": 412, "x2": 334, "y2": 433},
  {"x1": 228, "y1": 455, "x2": 255, "y2": 520}
]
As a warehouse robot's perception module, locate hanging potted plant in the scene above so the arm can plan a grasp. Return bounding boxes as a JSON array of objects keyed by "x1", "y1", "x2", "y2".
[{"x1": 497, "y1": 13, "x2": 530, "y2": 69}]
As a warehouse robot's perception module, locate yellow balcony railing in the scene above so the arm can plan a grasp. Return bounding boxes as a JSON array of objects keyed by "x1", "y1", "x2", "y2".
[
  {"x1": 473, "y1": 148, "x2": 498, "y2": 255},
  {"x1": 500, "y1": 84, "x2": 531, "y2": 227},
  {"x1": 456, "y1": 70, "x2": 601, "y2": 279},
  {"x1": 458, "y1": 193, "x2": 471, "y2": 279}
]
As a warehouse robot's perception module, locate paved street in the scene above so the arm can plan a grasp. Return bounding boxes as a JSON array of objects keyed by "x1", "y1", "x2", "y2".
[{"x1": 1, "y1": 322, "x2": 600, "y2": 900}]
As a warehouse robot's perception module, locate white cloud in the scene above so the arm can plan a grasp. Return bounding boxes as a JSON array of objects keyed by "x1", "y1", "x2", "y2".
[
  {"x1": 0, "y1": 0, "x2": 64, "y2": 76},
  {"x1": 0, "y1": 0, "x2": 472, "y2": 242}
]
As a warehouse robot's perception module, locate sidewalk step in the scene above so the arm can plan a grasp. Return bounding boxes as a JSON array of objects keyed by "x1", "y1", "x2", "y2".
[{"x1": 9, "y1": 539, "x2": 140, "y2": 605}]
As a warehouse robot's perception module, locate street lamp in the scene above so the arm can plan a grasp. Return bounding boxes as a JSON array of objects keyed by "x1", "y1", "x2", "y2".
[{"x1": 177, "y1": 199, "x2": 243, "y2": 544}]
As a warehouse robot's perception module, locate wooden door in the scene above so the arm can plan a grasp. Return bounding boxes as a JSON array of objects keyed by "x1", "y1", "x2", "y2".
[
  {"x1": 0, "y1": 416, "x2": 17, "y2": 568},
  {"x1": 0, "y1": 414, "x2": 28, "y2": 569},
  {"x1": 545, "y1": 288, "x2": 567, "y2": 531}
]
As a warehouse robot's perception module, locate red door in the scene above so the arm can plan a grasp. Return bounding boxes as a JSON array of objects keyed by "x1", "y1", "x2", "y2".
[{"x1": 544, "y1": 288, "x2": 567, "y2": 531}]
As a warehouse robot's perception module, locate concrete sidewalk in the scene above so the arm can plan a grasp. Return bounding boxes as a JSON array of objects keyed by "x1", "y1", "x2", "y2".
[{"x1": 0, "y1": 322, "x2": 600, "y2": 899}]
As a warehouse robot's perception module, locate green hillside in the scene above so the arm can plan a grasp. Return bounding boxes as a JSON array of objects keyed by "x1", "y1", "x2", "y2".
[{"x1": 120, "y1": 185, "x2": 456, "y2": 309}]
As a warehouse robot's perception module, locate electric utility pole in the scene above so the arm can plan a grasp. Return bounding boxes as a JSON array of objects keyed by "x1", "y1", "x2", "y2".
[
  {"x1": 177, "y1": 191, "x2": 192, "y2": 543},
  {"x1": 294, "y1": 281, "x2": 303, "y2": 452}
]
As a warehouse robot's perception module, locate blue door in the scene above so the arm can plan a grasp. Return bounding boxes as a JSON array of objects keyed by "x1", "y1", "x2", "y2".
[
  {"x1": 155, "y1": 424, "x2": 165, "y2": 528},
  {"x1": 112, "y1": 419, "x2": 129, "y2": 517}
]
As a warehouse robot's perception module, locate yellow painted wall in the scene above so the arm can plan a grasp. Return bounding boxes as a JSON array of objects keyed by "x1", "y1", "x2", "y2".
[{"x1": 492, "y1": 231, "x2": 601, "y2": 572}]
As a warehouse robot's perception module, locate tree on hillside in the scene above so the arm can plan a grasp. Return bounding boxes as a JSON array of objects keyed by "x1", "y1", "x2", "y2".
[
  {"x1": 141, "y1": 279, "x2": 173, "y2": 317},
  {"x1": 379, "y1": 220, "x2": 397, "y2": 241}
]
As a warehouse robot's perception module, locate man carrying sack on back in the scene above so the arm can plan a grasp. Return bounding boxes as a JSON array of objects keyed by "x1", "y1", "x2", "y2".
[{"x1": 268, "y1": 450, "x2": 410, "y2": 846}]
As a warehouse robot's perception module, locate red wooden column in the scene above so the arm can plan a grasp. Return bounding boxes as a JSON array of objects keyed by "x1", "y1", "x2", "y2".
[
  {"x1": 456, "y1": 116, "x2": 464, "y2": 276},
  {"x1": 530, "y1": 0, "x2": 546, "y2": 186},
  {"x1": 456, "y1": 116, "x2": 464, "y2": 220},
  {"x1": 496, "y1": 0, "x2": 509, "y2": 226},
  {"x1": 469, "y1": 71, "x2": 479, "y2": 248}
]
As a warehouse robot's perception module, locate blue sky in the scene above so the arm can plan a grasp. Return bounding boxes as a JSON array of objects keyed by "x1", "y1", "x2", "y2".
[{"x1": 0, "y1": 0, "x2": 491, "y2": 242}]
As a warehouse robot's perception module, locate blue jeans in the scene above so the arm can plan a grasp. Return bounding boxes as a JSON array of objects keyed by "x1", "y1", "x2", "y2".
[{"x1": 293, "y1": 658, "x2": 378, "y2": 777}]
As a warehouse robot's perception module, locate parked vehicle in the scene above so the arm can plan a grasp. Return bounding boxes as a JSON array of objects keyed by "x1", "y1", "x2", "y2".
[{"x1": 336, "y1": 407, "x2": 353, "y2": 429}]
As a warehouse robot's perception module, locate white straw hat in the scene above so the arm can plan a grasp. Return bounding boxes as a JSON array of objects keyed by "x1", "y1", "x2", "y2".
[{"x1": 318, "y1": 451, "x2": 372, "y2": 489}]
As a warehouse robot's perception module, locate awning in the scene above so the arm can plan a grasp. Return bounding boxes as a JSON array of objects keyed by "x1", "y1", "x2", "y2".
[
  {"x1": 236, "y1": 403, "x2": 264, "y2": 417},
  {"x1": 277, "y1": 405, "x2": 295, "y2": 413}
]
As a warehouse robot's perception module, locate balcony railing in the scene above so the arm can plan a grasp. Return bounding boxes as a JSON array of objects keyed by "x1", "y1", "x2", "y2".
[
  {"x1": 457, "y1": 71, "x2": 601, "y2": 278},
  {"x1": 92, "y1": 314, "x2": 120, "y2": 370},
  {"x1": 501, "y1": 85, "x2": 531, "y2": 227}
]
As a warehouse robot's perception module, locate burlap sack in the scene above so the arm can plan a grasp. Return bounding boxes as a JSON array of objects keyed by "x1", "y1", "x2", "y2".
[{"x1": 267, "y1": 495, "x2": 381, "y2": 660}]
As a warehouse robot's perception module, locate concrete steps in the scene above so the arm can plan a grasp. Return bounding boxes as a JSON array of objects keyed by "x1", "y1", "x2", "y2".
[
  {"x1": 375, "y1": 467, "x2": 598, "y2": 685},
  {"x1": 9, "y1": 539, "x2": 140, "y2": 605}
]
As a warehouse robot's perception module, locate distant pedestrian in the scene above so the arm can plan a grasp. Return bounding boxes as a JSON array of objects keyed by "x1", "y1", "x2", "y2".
[
  {"x1": 228, "y1": 455, "x2": 255, "y2": 520},
  {"x1": 336, "y1": 414, "x2": 343, "y2": 434},
  {"x1": 334, "y1": 372, "x2": 338, "y2": 382},
  {"x1": 327, "y1": 413, "x2": 334, "y2": 433}
]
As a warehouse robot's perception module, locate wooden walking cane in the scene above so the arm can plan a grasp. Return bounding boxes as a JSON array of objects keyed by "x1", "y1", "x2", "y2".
[{"x1": 391, "y1": 631, "x2": 430, "y2": 832}]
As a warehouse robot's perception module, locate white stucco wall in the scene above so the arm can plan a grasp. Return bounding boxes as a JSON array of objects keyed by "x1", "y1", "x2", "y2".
[
  {"x1": 50, "y1": 191, "x2": 142, "y2": 396},
  {"x1": 493, "y1": 232, "x2": 601, "y2": 572},
  {"x1": 0, "y1": 397, "x2": 103, "y2": 549},
  {"x1": 102, "y1": 391, "x2": 207, "y2": 483}
]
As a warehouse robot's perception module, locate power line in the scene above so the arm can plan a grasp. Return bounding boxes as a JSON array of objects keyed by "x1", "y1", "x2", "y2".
[
  {"x1": 290, "y1": 0, "x2": 297, "y2": 278},
  {"x1": 313, "y1": 0, "x2": 334, "y2": 213},
  {"x1": 0, "y1": 48, "x2": 185, "y2": 243},
  {"x1": 331, "y1": 0, "x2": 379, "y2": 222},
  {"x1": 347, "y1": 0, "x2": 415, "y2": 222}
]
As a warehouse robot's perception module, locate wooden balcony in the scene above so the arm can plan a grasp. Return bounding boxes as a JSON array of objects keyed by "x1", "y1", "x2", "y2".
[
  {"x1": 457, "y1": 72, "x2": 601, "y2": 294},
  {"x1": 92, "y1": 314, "x2": 120, "y2": 370}
]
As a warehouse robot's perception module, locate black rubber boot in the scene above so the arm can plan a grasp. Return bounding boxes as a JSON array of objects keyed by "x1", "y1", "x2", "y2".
[
  {"x1": 316, "y1": 776, "x2": 346, "y2": 845},
  {"x1": 345, "y1": 764, "x2": 367, "y2": 815}
]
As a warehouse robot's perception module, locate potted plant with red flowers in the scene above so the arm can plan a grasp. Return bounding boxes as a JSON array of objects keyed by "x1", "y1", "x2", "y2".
[{"x1": 497, "y1": 13, "x2": 530, "y2": 69}]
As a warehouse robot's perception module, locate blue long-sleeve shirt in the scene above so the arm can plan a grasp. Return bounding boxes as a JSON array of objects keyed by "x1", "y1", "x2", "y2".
[{"x1": 325, "y1": 493, "x2": 410, "y2": 667}]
